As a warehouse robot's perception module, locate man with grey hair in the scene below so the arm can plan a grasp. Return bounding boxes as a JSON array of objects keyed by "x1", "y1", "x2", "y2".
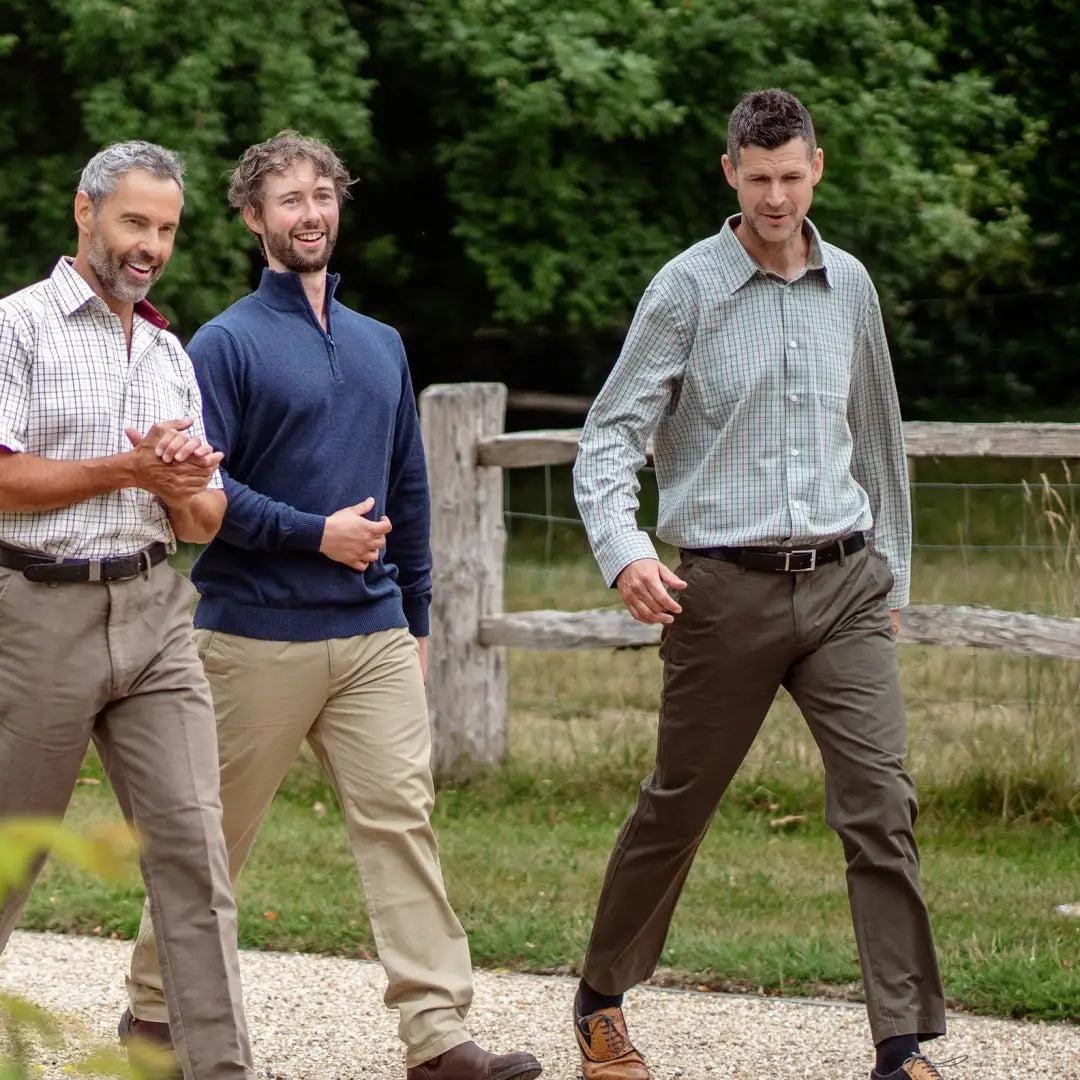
[
  {"x1": 0, "y1": 141, "x2": 255, "y2": 1080},
  {"x1": 571, "y1": 89, "x2": 949, "y2": 1080}
]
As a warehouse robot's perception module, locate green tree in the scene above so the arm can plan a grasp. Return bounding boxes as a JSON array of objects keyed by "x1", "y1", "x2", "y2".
[
  {"x1": 0, "y1": 0, "x2": 373, "y2": 334},
  {"x1": 908, "y1": 0, "x2": 1080, "y2": 412},
  {"x1": 373, "y1": 1, "x2": 1034, "y2": 320},
  {"x1": 360, "y1": 0, "x2": 1041, "y2": 408}
]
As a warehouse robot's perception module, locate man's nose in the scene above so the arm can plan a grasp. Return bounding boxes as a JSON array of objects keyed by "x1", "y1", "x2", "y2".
[
  {"x1": 765, "y1": 181, "x2": 785, "y2": 205},
  {"x1": 138, "y1": 233, "x2": 165, "y2": 262}
]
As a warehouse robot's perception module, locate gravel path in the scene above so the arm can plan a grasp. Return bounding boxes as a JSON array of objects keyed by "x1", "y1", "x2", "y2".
[{"x1": 1, "y1": 931, "x2": 1076, "y2": 1079}]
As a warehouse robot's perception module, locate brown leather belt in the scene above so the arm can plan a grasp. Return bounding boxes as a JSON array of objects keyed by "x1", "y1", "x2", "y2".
[
  {"x1": 686, "y1": 532, "x2": 866, "y2": 573},
  {"x1": 0, "y1": 541, "x2": 168, "y2": 583}
]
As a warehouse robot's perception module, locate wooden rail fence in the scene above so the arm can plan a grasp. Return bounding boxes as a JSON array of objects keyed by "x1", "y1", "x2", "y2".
[{"x1": 419, "y1": 382, "x2": 1080, "y2": 777}]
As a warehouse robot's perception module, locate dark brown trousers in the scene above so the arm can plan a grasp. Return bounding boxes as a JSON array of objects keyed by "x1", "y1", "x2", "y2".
[{"x1": 582, "y1": 547, "x2": 946, "y2": 1043}]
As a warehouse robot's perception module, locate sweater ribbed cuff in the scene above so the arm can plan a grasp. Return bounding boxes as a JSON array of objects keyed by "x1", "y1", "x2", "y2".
[
  {"x1": 285, "y1": 510, "x2": 326, "y2": 552},
  {"x1": 401, "y1": 595, "x2": 430, "y2": 638}
]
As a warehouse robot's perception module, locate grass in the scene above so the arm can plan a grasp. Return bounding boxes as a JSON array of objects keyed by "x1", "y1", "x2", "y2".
[
  {"x1": 20, "y1": 752, "x2": 1080, "y2": 1023},
  {"x1": 15, "y1": 456, "x2": 1080, "y2": 1024}
]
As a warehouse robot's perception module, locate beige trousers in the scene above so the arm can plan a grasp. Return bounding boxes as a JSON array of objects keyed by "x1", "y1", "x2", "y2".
[
  {"x1": 127, "y1": 626, "x2": 474, "y2": 1067},
  {"x1": 0, "y1": 563, "x2": 251, "y2": 1080}
]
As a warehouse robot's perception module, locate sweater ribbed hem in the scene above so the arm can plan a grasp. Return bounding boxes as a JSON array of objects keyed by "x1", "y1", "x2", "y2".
[{"x1": 194, "y1": 595, "x2": 408, "y2": 642}]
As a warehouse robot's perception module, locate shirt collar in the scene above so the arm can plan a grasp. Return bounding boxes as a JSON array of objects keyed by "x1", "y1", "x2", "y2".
[
  {"x1": 49, "y1": 257, "x2": 170, "y2": 329},
  {"x1": 715, "y1": 215, "x2": 832, "y2": 294},
  {"x1": 254, "y1": 266, "x2": 341, "y2": 315}
]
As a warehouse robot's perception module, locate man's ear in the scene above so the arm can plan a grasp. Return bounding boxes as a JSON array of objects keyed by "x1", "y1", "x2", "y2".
[
  {"x1": 811, "y1": 146, "x2": 824, "y2": 187},
  {"x1": 721, "y1": 154, "x2": 738, "y2": 189},
  {"x1": 241, "y1": 204, "x2": 265, "y2": 236},
  {"x1": 74, "y1": 191, "x2": 95, "y2": 237}
]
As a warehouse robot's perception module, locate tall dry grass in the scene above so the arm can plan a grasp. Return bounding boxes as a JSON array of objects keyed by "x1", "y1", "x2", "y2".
[{"x1": 504, "y1": 475, "x2": 1080, "y2": 821}]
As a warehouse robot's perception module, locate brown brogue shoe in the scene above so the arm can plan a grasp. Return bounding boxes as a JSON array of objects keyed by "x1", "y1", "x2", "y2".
[
  {"x1": 406, "y1": 1039, "x2": 542, "y2": 1080},
  {"x1": 871, "y1": 1053, "x2": 955, "y2": 1080},
  {"x1": 574, "y1": 1006, "x2": 650, "y2": 1080},
  {"x1": 117, "y1": 1008, "x2": 180, "y2": 1079}
]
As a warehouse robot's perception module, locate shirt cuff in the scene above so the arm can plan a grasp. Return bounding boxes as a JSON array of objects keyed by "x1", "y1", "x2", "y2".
[
  {"x1": 886, "y1": 583, "x2": 910, "y2": 610},
  {"x1": 593, "y1": 531, "x2": 661, "y2": 587}
]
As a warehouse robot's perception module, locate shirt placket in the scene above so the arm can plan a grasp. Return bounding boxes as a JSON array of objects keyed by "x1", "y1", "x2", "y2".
[
  {"x1": 781, "y1": 282, "x2": 811, "y2": 540},
  {"x1": 110, "y1": 311, "x2": 150, "y2": 551}
]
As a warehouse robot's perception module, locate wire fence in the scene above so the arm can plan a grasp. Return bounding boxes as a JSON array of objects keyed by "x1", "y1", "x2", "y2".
[{"x1": 502, "y1": 465, "x2": 1080, "y2": 753}]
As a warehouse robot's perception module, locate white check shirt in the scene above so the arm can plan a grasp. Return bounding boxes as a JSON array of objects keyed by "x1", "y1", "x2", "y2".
[
  {"x1": 0, "y1": 258, "x2": 221, "y2": 558},
  {"x1": 573, "y1": 216, "x2": 911, "y2": 608}
]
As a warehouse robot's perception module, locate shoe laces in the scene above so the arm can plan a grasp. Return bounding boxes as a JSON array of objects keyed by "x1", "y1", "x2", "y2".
[
  {"x1": 589, "y1": 1013, "x2": 632, "y2": 1057},
  {"x1": 906, "y1": 1053, "x2": 967, "y2": 1079}
]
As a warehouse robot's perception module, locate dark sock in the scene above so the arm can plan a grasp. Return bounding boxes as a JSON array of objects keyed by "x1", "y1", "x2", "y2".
[
  {"x1": 875, "y1": 1035, "x2": 920, "y2": 1075},
  {"x1": 575, "y1": 979, "x2": 623, "y2": 1018}
]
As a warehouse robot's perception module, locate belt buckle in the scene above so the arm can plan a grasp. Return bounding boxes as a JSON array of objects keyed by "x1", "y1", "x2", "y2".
[{"x1": 784, "y1": 548, "x2": 817, "y2": 572}]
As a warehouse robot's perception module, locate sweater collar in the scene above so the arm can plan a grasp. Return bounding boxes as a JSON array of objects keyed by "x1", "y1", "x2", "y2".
[{"x1": 254, "y1": 267, "x2": 342, "y2": 315}]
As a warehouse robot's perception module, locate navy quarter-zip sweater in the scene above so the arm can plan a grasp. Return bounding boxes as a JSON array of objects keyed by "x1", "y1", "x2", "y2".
[{"x1": 188, "y1": 268, "x2": 431, "y2": 641}]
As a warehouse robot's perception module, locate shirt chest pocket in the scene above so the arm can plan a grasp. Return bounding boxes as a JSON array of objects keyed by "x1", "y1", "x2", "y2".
[
  {"x1": 686, "y1": 324, "x2": 773, "y2": 421},
  {"x1": 127, "y1": 368, "x2": 191, "y2": 435}
]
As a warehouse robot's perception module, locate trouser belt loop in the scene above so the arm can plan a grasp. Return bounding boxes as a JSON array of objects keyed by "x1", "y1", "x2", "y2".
[{"x1": 837, "y1": 538, "x2": 846, "y2": 567}]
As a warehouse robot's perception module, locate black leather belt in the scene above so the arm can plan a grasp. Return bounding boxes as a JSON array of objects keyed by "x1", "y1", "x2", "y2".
[
  {"x1": 687, "y1": 532, "x2": 866, "y2": 573},
  {"x1": 0, "y1": 541, "x2": 168, "y2": 583}
]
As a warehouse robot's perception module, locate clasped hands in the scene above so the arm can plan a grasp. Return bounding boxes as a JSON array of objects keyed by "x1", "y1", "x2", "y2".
[
  {"x1": 126, "y1": 418, "x2": 391, "y2": 572},
  {"x1": 125, "y1": 416, "x2": 221, "y2": 506}
]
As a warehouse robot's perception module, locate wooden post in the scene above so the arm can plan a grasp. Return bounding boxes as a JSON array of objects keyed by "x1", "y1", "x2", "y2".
[{"x1": 418, "y1": 382, "x2": 508, "y2": 778}]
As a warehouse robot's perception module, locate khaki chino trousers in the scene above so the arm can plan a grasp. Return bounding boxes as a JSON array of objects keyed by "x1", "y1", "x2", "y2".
[
  {"x1": 582, "y1": 546, "x2": 947, "y2": 1044},
  {"x1": 0, "y1": 563, "x2": 251, "y2": 1080},
  {"x1": 127, "y1": 625, "x2": 475, "y2": 1067}
]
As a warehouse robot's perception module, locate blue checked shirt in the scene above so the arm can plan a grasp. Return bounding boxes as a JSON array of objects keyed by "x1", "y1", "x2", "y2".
[{"x1": 573, "y1": 216, "x2": 911, "y2": 609}]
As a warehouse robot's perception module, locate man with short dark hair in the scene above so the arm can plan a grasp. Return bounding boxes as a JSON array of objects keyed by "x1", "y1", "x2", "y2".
[
  {"x1": 0, "y1": 141, "x2": 254, "y2": 1080},
  {"x1": 571, "y1": 89, "x2": 948, "y2": 1080},
  {"x1": 122, "y1": 131, "x2": 543, "y2": 1080}
]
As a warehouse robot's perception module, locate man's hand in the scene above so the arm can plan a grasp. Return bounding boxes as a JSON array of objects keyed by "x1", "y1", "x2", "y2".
[
  {"x1": 415, "y1": 636, "x2": 428, "y2": 683},
  {"x1": 145, "y1": 416, "x2": 221, "y2": 465},
  {"x1": 615, "y1": 558, "x2": 688, "y2": 625},
  {"x1": 320, "y1": 497, "x2": 392, "y2": 572},
  {"x1": 891, "y1": 610, "x2": 900, "y2": 636},
  {"x1": 125, "y1": 421, "x2": 222, "y2": 505}
]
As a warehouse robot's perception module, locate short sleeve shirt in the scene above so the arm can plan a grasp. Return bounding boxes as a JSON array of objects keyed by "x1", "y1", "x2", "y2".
[{"x1": 0, "y1": 257, "x2": 222, "y2": 558}]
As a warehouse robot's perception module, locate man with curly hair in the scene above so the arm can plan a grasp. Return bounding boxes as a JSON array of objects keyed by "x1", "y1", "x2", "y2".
[{"x1": 120, "y1": 131, "x2": 542, "y2": 1080}]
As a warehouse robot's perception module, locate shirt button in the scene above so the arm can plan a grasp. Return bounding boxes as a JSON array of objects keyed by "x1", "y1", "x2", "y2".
[
  {"x1": 789, "y1": 340, "x2": 798, "y2": 349},
  {"x1": 790, "y1": 448, "x2": 800, "y2": 457},
  {"x1": 793, "y1": 500, "x2": 805, "y2": 510},
  {"x1": 789, "y1": 393, "x2": 799, "y2": 403}
]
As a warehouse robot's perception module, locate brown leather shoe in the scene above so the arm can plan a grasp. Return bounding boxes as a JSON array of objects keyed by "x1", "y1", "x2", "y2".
[
  {"x1": 406, "y1": 1039, "x2": 542, "y2": 1080},
  {"x1": 574, "y1": 1006, "x2": 650, "y2": 1080},
  {"x1": 117, "y1": 1008, "x2": 180, "y2": 1078}
]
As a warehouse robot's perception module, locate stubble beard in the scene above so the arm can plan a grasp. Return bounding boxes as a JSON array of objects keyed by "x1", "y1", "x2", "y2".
[
  {"x1": 87, "y1": 227, "x2": 161, "y2": 303},
  {"x1": 745, "y1": 209, "x2": 803, "y2": 249},
  {"x1": 264, "y1": 225, "x2": 338, "y2": 274}
]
